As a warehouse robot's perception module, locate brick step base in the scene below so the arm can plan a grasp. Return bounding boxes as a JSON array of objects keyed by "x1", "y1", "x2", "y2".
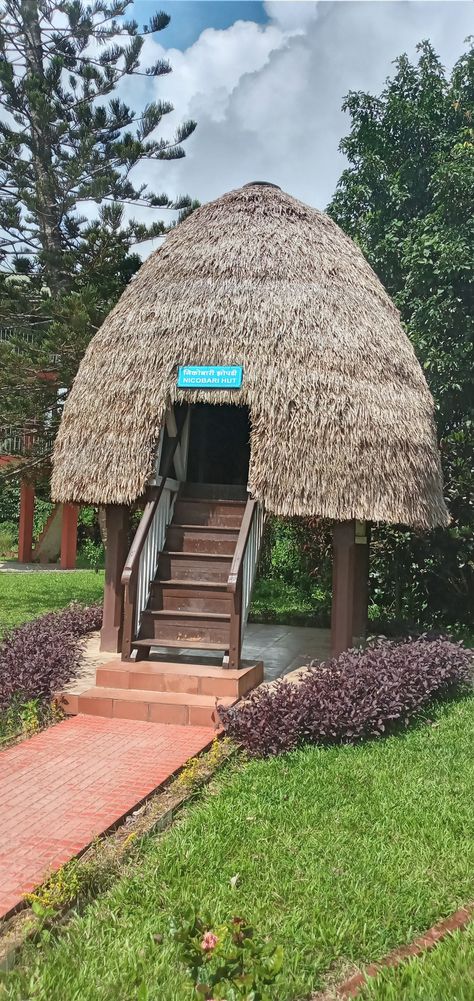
[
  {"x1": 60, "y1": 661, "x2": 263, "y2": 727},
  {"x1": 96, "y1": 659, "x2": 263, "y2": 698},
  {"x1": 62, "y1": 686, "x2": 234, "y2": 728}
]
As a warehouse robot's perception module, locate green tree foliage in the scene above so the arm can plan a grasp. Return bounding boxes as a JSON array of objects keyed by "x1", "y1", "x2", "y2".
[
  {"x1": 329, "y1": 40, "x2": 473, "y2": 627},
  {"x1": 0, "y1": 0, "x2": 196, "y2": 475}
]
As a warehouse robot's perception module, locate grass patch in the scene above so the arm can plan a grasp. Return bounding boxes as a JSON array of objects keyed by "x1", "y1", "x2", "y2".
[
  {"x1": 2, "y1": 696, "x2": 474, "y2": 1000},
  {"x1": 0, "y1": 570, "x2": 104, "y2": 637},
  {"x1": 359, "y1": 920, "x2": 474, "y2": 999},
  {"x1": 250, "y1": 577, "x2": 329, "y2": 626}
]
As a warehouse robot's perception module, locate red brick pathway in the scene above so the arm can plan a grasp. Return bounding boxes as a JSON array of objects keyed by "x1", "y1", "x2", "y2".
[{"x1": 0, "y1": 715, "x2": 215, "y2": 919}]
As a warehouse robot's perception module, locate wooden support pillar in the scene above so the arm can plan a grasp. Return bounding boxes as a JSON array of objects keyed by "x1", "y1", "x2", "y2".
[
  {"x1": 331, "y1": 520, "x2": 369, "y2": 658},
  {"x1": 60, "y1": 503, "x2": 79, "y2": 570},
  {"x1": 331, "y1": 521, "x2": 356, "y2": 658},
  {"x1": 18, "y1": 479, "x2": 35, "y2": 563},
  {"x1": 100, "y1": 505, "x2": 129, "y2": 653},
  {"x1": 353, "y1": 521, "x2": 370, "y2": 645}
]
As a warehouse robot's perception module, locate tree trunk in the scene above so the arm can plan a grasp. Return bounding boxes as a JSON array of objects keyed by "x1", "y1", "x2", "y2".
[{"x1": 20, "y1": 0, "x2": 64, "y2": 283}]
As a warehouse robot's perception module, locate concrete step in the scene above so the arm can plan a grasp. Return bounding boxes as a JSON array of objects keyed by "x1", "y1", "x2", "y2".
[
  {"x1": 95, "y1": 659, "x2": 263, "y2": 698},
  {"x1": 64, "y1": 686, "x2": 234, "y2": 727}
]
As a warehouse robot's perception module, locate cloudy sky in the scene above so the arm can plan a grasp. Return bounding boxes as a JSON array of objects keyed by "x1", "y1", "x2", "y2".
[{"x1": 124, "y1": 0, "x2": 472, "y2": 238}]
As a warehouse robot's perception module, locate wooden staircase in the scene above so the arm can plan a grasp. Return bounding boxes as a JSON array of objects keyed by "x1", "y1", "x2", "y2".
[
  {"x1": 133, "y1": 493, "x2": 245, "y2": 661},
  {"x1": 62, "y1": 484, "x2": 264, "y2": 726}
]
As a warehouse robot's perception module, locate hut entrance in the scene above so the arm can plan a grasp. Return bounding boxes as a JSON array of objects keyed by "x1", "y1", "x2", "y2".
[{"x1": 186, "y1": 404, "x2": 250, "y2": 487}]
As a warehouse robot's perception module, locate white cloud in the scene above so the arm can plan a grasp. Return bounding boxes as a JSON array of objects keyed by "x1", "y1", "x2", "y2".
[
  {"x1": 124, "y1": 1, "x2": 473, "y2": 254},
  {"x1": 263, "y1": 1, "x2": 320, "y2": 31}
]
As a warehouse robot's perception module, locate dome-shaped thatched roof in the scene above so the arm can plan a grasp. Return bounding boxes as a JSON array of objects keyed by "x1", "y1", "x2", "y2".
[{"x1": 52, "y1": 183, "x2": 448, "y2": 528}]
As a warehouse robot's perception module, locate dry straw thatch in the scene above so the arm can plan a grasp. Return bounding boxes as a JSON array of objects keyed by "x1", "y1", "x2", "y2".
[{"x1": 52, "y1": 182, "x2": 448, "y2": 529}]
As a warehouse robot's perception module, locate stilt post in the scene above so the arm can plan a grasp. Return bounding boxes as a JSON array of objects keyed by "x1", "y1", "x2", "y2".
[
  {"x1": 18, "y1": 479, "x2": 35, "y2": 563},
  {"x1": 100, "y1": 505, "x2": 129, "y2": 653},
  {"x1": 60, "y1": 503, "x2": 79, "y2": 569},
  {"x1": 331, "y1": 520, "x2": 355, "y2": 658},
  {"x1": 352, "y1": 520, "x2": 370, "y2": 646},
  {"x1": 331, "y1": 520, "x2": 369, "y2": 658}
]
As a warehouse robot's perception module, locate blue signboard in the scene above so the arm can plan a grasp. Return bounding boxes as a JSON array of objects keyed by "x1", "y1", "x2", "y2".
[{"x1": 177, "y1": 365, "x2": 243, "y2": 389}]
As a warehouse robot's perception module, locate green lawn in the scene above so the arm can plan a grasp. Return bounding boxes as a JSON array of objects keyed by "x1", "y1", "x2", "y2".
[
  {"x1": 3, "y1": 695, "x2": 474, "y2": 1000},
  {"x1": 250, "y1": 577, "x2": 329, "y2": 625},
  {"x1": 359, "y1": 921, "x2": 474, "y2": 1000},
  {"x1": 0, "y1": 570, "x2": 104, "y2": 636}
]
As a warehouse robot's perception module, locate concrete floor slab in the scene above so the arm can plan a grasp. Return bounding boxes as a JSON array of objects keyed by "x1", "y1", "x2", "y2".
[{"x1": 65, "y1": 624, "x2": 331, "y2": 697}]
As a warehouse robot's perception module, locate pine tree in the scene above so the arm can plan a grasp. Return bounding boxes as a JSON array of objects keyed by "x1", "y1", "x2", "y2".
[
  {"x1": 0, "y1": 0, "x2": 196, "y2": 473},
  {"x1": 0, "y1": 0, "x2": 196, "y2": 278}
]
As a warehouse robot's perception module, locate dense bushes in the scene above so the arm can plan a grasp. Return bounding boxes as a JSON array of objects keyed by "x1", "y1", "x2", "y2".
[
  {"x1": 219, "y1": 637, "x2": 473, "y2": 757},
  {"x1": 0, "y1": 603, "x2": 102, "y2": 712},
  {"x1": 254, "y1": 517, "x2": 332, "y2": 625}
]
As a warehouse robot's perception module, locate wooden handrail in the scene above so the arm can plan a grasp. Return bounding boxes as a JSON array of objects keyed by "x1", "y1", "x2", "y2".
[
  {"x1": 227, "y1": 497, "x2": 257, "y2": 592},
  {"x1": 121, "y1": 433, "x2": 181, "y2": 661},
  {"x1": 121, "y1": 435, "x2": 180, "y2": 588}
]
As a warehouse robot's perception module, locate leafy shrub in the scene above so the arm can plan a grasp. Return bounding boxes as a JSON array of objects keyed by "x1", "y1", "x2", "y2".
[
  {"x1": 0, "y1": 519, "x2": 17, "y2": 557},
  {"x1": 218, "y1": 637, "x2": 473, "y2": 757},
  {"x1": 255, "y1": 517, "x2": 333, "y2": 626},
  {"x1": 169, "y1": 908, "x2": 283, "y2": 1000},
  {"x1": 79, "y1": 539, "x2": 105, "y2": 571},
  {"x1": 0, "y1": 483, "x2": 19, "y2": 523},
  {"x1": 33, "y1": 497, "x2": 54, "y2": 540},
  {"x1": 0, "y1": 602, "x2": 102, "y2": 712}
]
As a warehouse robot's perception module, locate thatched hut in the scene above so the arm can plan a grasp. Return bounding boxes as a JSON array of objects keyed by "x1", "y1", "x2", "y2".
[{"x1": 52, "y1": 182, "x2": 447, "y2": 679}]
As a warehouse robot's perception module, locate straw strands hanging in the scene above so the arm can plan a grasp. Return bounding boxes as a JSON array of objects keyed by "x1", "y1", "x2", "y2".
[{"x1": 51, "y1": 183, "x2": 448, "y2": 528}]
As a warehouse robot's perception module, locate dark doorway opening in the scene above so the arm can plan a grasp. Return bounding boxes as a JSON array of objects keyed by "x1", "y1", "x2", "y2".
[{"x1": 187, "y1": 404, "x2": 250, "y2": 485}]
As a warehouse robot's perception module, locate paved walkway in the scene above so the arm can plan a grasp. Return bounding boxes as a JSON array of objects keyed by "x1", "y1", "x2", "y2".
[
  {"x1": 0, "y1": 561, "x2": 82, "y2": 573},
  {"x1": 242, "y1": 623, "x2": 331, "y2": 679},
  {"x1": 0, "y1": 715, "x2": 214, "y2": 919}
]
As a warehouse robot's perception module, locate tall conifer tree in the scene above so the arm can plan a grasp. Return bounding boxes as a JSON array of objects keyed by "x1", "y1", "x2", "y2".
[{"x1": 0, "y1": 0, "x2": 196, "y2": 466}]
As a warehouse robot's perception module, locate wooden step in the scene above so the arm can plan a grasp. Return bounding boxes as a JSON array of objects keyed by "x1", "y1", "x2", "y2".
[
  {"x1": 75, "y1": 686, "x2": 234, "y2": 727},
  {"x1": 150, "y1": 580, "x2": 232, "y2": 613},
  {"x1": 139, "y1": 609, "x2": 230, "y2": 645},
  {"x1": 133, "y1": 637, "x2": 229, "y2": 653},
  {"x1": 180, "y1": 482, "x2": 247, "y2": 501},
  {"x1": 96, "y1": 660, "x2": 263, "y2": 698},
  {"x1": 166, "y1": 525, "x2": 238, "y2": 555},
  {"x1": 173, "y1": 499, "x2": 245, "y2": 528},
  {"x1": 158, "y1": 551, "x2": 232, "y2": 583}
]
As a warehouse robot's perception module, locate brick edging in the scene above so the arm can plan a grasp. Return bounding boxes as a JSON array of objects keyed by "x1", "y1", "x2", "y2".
[{"x1": 335, "y1": 903, "x2": 474, "y2": 998}]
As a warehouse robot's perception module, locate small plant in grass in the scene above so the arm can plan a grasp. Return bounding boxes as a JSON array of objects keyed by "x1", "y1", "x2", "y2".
[
  {"x1": 168, "y1": 908, "x2": 283, "y2": 1000},
  {"x1": 25, "y1": 860, "x2": 81, "y2": 916},
  {"x1": 0, "y1": 696, "x2": 64, "y2": 745},
  {"x1": 218, "y1": 636, "x2": 473, "y2": 757},
  {"x1": 177, "y1": 737, "x2": 234, "y2": 791},
  {"x1": 24, "y1": 840, "x2": 127, "y2": 923}
]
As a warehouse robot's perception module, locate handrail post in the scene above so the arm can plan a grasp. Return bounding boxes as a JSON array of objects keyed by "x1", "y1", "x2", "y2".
[
  {"x1": 119, "y1": 428, "x2": 182, "y2": 661},
  {"x1": 122, "y1": 576, "x2": 136, "y2": 661},
  {"x1": 228, "y1": 568, "x2": 243, "y2": 670},
  {"x1": 100, "y1": 504, "x2": 129, "y2": 653}
]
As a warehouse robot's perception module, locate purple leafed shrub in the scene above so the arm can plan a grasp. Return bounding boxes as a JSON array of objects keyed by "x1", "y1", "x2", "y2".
[
  {"x1": 0, "y1": 603, "x2": 102, "y2": 712},
  {"x1": 218, "y1": 636, "x2": 473, "y2": 757}
]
